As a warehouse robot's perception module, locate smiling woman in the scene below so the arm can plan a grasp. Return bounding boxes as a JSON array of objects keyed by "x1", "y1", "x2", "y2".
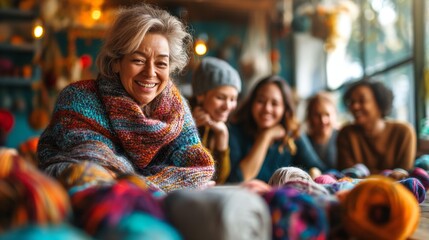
[
  {"x1": 37, "y1": 4, "x2": 215, "y2": 193},
  {"x1": 337, "y1": 79, "x2": 416, "y2": 174},
  {"x1": 226, "y1": 75, "x2": 327, "y2": 183},
  {"x1": 113, "y1": 33, "x2": 170, "y2": 107},
  {"x1": 190, "y1": 57, "x2": 242, "y2": 184}
]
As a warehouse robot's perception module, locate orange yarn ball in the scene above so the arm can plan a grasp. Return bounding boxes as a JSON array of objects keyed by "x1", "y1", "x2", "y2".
[{"x1": 341, "y1": 176, "x2": 420, "y2": 240}]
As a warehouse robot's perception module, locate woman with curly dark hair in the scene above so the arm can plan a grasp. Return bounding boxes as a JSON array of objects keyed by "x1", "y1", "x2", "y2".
[{"x1": 337, "y1": 79, "x2": 416, "y2": 173}]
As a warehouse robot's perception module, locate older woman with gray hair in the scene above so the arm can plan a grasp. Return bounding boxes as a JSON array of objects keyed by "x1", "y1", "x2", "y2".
[{"x1": 37, "y1": 4, "x2": 214, "y2": 192}]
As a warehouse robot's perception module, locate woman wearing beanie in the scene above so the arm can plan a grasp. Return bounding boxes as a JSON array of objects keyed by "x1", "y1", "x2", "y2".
[
  {"x1": 37, "y1": 4, "x2": 214, "y2": 193},
  {"x1": 226, "y1": 75, "x2": 327, "y2": 183},
  {"x1": 337, "y1": 79, "x2": 416, "y2": 173},
  {"x1": 190, "y1": 57, "x2": 241, "y2": 184}
]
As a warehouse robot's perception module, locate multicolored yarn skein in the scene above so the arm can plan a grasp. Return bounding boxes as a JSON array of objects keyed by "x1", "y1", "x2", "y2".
[
  {"x1": 262, "y1": 186, "x2": 328, "y2": 240},
  {"x1": 409, "y1": 167, "x2": 429, "y2": 190},
  {"x1": 57, "y1": 161, "x2": 115, "y2": 190},
  {"x1": 398, "y1": 177, "x2": 426, "y2": 203},
  {"x1": 70, "y1": 180, "x2": 165, "y2": 236},
  {"x1": 340, "y1": 176, "x2": 420, "y2": 240},
  {"x1": 0, "y1": 148, "x2": 71, "y2": 232},
  {"x1": 117, "y1": 173, "x2": 166, "y2": 198}
]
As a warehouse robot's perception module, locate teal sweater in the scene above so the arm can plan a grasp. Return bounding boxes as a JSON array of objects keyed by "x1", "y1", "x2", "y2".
[{"x1": 227, "y1": 123, "x2": 327, "y2": 183}]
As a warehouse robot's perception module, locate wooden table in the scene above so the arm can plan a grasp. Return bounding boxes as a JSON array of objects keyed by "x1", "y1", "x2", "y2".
[{"x1": 410, "y1": 192, "x2": 429, "y2": 239}]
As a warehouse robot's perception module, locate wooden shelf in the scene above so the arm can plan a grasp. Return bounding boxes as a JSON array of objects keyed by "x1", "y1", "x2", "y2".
[
  {"x1": 0, "y1": 8, "x2": 37, "y2": 21},
  {"x1": 0, "y1": 77, "x2": 34, "y2": 87},
  {"x1": 0, "y1": 43, "x2": 36, "y2": 53}
]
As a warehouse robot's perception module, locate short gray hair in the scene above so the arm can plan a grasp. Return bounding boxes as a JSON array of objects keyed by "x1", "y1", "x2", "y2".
[{"x1": 96, "y1": 4, "x2": 192, "y2": 80}]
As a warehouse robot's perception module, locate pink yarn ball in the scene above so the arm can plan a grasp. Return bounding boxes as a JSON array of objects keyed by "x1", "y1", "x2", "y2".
[
  {"x1": 314, "y1": 174, "x2": 337, "y2": 184},
  {"x1": 410, "y1": 167, "x2": 429, "y2": 190}
]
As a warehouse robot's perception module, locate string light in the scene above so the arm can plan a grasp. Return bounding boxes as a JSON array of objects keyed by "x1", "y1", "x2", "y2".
[
  {"x1": 195, "y1": 40, "x2": 207, "y2": 56},
  {"x1": 33, "y1": 20, "x2": 44, "y2": 39},
  {"x1": 91, "y1": 9, "x2": 102, "y2": 20}
]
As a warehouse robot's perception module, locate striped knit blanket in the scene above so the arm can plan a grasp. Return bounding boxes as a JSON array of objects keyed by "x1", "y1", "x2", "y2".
[{"x1": 38, "y1": 77, "x2": 214, "y2": 192}]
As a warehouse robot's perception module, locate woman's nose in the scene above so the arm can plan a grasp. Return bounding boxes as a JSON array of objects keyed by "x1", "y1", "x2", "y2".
[{"x1": 142, "y1": 62, "x2": 156, "y2": 77}]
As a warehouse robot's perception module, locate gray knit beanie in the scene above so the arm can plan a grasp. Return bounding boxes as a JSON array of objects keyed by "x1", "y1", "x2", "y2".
[{"x1": 192, "y1": 57, "x2": 242, "y2": 96}]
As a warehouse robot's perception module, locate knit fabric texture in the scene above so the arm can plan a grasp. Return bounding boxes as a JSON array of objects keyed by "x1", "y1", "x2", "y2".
[
  {"x1": 38, "y1": 77, "x2": 214, "y2": 192},
  {"x1": 192, "y1": 56, "x2": 241, "y2": 96}
]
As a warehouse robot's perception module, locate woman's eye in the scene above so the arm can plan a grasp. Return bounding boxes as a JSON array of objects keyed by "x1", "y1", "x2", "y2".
[
  {"x1": 157, "y1": 62, "x2": 168, "y2": 68},
  {"x1": 132, "y1": 59, "x2": 145, "y2": 64}
]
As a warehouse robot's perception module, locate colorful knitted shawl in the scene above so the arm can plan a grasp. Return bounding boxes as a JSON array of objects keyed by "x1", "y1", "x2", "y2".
[{"x1": 38, "y1": 77, "x2": 214, "y2": 192}]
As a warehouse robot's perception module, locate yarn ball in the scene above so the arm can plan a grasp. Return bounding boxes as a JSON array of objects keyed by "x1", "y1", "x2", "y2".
[
  {"x1": 57, "y1": 161, "x2": 115, "y2": 190},
  {"x1": 263, "y1": 187, "x2": 328, "y2": 240},
  {"x1": 268, "y1": 167, "x2": 313, "y2": 186},
  {"x1": 323, "y1": 169, "x2": 344, "y2": 180},
  {"x1": 0, "y1": 224, "x2": 91, "y2": 240},
  {"x1": 98, "y1": 212, "x2": 182, "y2": 240},
  {"x1": 70, "y1": 180, "x2": 164, "y2": 236},
  {"x1": 314, "y1": 174, "x2": 337, "y2": 184},
  {"x1": 0, "y1": 148, "x2": 31, "y2": 174},
  {"x1": 338, "y1": 177, "x2": 361, "y2": 184},
  {"x1": 0, "y1": 151, "x2": 70, "y2": 232},
  {"x1": 409, "y1": 167, "x2": 429, "y2": 190},
  {"x1": 415, "y1": 155, "x2": 429, "y2": 170},
  {"x1": 312, "y1": 195, "x2": 345, "y2": 239},
  {"x1": 323, "y1": 181, "x2": 356, "y2": 194},
  {"x1": 388, "y1": 168, "x2": 409, "y2": 180},
  {"x1": 164, "y1": 188, "x2": 271, "y2": 240},
  {"x1": 283, "y1": 180, "x2": 330, "y2": 196},
  {"x1": 341, "y1": 163, "x2": 369, "y2": 178},
  {"x1": 341, "y1": 176, "x2": 420, "y2": 240},
  {"x1": 399, "y1": 177, "x2": 426, "y2": 203},
  {"x1": 17, "y1": 137, "x2": 39, "y2": 166},
  {"x1": 0, "y1": 109, "x2": 14, "y2": 133},
  {"x1": 380, "y1": 169, "x2": 393, "y2": 177}
]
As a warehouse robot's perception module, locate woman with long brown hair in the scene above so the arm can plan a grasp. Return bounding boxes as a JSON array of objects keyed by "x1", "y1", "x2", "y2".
[{"x1": 226, "y1": 75, "x2": 327, "y2": 183}]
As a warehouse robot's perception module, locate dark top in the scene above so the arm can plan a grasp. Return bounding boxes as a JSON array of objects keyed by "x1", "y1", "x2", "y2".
[
  {"x1": 227, "y1": 123, "x2": 327, "y2": 183},
  {"x1": 307, "y1": 130, "x2": 338, "y2": 169}
]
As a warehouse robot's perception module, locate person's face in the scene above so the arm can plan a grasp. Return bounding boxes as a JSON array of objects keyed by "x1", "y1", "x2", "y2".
[
  {"x1": 251, "y1": 83, "x2": 285, "y2": 129},
  {"x1": 308, "y1": 100, "x2": 337, "y2": 137},
  {"x1": 347, "y1": 85, "x2": 382, "y2": 126},
  {"x1": 115, "y1": 33, "x2": 170, "y2": 107},
  {"x1": 199, "y1": 86, "x2": 239, "y2": 122}
]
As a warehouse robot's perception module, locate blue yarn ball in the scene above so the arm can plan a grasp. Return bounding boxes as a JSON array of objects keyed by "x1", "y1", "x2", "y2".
[
  {"x1": 415, "y1": 155, "x2": 429, "y2": 170},
  {"x1": 0, "y1": 224, "x2": 91, "y2": 240},
  {"x1": 398, "y1": 177, "x2": 426, "y2": 203},
  {"x1": 98, "y1": 212, "x2": 182, "y2": 240}
]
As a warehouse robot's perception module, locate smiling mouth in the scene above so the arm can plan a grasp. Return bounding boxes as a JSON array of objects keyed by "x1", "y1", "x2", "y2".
[{"x1": 135, "y1": 81, "x2": 156, "y2": 88}]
